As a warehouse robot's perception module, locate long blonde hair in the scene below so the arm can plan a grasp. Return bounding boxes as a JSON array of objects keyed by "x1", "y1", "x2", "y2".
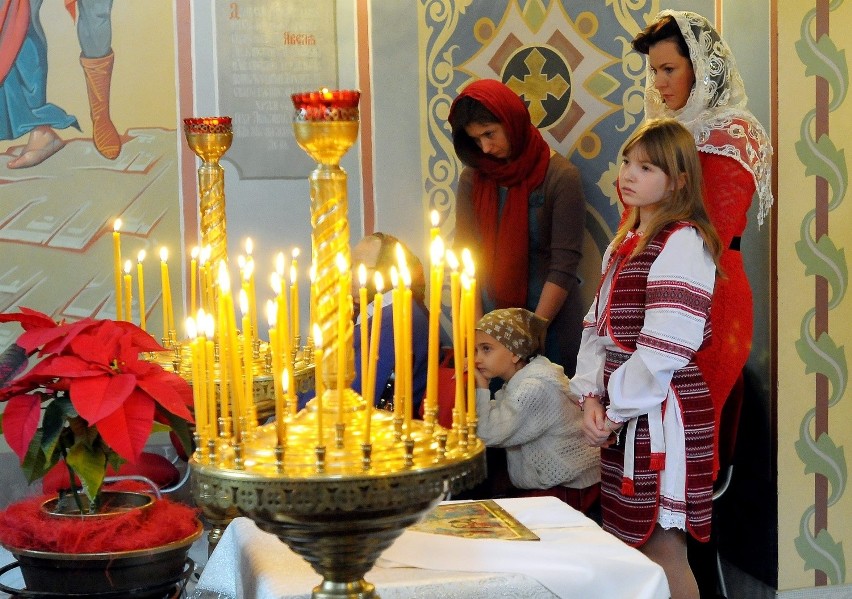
[{"x1": 614, "y1": 118, "x2": 723, "y2": 268}]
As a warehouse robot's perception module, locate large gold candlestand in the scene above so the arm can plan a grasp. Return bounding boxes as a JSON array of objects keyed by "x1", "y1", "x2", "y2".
[
  {"x1": 190, "y1": 90, "x2": 485, "y2": 599},
  {"x1": 184, "y1": 117, "x2": 233, "y2": 268}
]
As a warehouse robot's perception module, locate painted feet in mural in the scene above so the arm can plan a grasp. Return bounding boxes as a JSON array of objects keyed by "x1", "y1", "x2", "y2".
[{"x1": 7, "y1": 126, "x2": 66, "y2": 169}]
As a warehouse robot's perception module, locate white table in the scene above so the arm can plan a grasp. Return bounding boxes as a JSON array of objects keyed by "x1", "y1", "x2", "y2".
[{"x1": 192, "y1": 497, "x2": 669, "y2": 599}]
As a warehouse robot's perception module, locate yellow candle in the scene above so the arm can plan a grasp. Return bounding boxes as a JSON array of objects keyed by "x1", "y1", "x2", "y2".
[
  {"x1": 290, "y1": 248, "x2": 300, "y2": 343},
  {"x1": 201, "y1": 246, "x2": 213, "y2": 314},
  {"x1": 273, "y1": 268, "x2": 294, "y2": 414},
  {"x1": 268, "y1": 301, "x2": 284, "y2": 445},
  {"x1": 123, "y1": 260, "x2": 132, "y2": 325},
  {"x1": 186, "y1": 317, "x2": 205, "y2": 435},
  {"x1": 401, "y1": 268, "x2": 413, "y2": 432},
  {"x1": 313, "y1": 323, "x2": 324, "y2": 445},
  {"x1": 245, "y1": 239, "x2": 258, "y2": 342},
  {"x1": 160, "y1": 248, "x2": 174, "y2": 340},
  {"x1": 426, "y1": 237, "x2": 444, "y2": 416},
  {"x1": 202, "y1": 312, "x2": 217, "y2": 438},
  {"x1": 112, "y1": 219, "x2": 123, "y2": 320},
  {"x1": 190, "y1": 246, "x2": 199, "y2": 315},
  {"x1": 390, "y1": 267, "x2": 402, "y2": 416},
  {"x1": 335, "y1": 254, "x2": 348, "y2": 423},
  {"x1": 216, "y1": 301, "x2": 230, "y2": 427},
  {"x1": 447, "y1": 250, "x2": 465, "y2": 430},
  {"x1": 430, "y1": 209, "x2": 440, "y2": 242},
  {"x1": 363, "y1": 273, "x2": 384, "y2": 441},
  {"x1": 219, "y1": 262, "x2": 243, "y2": 440},
  {"x1": 240, "y1": 289, "x2": 254, "y2": 422},
  {"x1": 308, "y1": 264, "x2": 317, "y2": 336},
  {"x1": 358, "y1": 264, "x2": 368, "y2": 397},
  {"x1": 462, "y1": 250, "x2": 477, "y2": 420},
  {"x1": 280, "y1": 370, "x2": 290, "y2": 447},
  {"x1": 137, "y1": 251, "x2": 147, "y2": 331}
]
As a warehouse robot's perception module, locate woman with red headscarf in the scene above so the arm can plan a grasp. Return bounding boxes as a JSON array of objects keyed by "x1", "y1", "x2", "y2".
[{"x1": 448, "y1": 79, "x2": 586, "y2": 377}]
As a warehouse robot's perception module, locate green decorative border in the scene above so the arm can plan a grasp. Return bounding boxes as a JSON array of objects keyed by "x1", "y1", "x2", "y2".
[{"x1": 793, "y1": 0, "x2": 849, "y2": 585}]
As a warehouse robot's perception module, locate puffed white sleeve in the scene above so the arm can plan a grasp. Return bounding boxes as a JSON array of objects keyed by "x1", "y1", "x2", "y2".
[{"x1": 605, "y1": 227, "x2": 715, "y2": 421}]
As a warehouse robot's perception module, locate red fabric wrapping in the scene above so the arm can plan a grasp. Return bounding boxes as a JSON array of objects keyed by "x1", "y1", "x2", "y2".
[{"x1": 0, "y1": 482, "x2": 199, "y2": 553}]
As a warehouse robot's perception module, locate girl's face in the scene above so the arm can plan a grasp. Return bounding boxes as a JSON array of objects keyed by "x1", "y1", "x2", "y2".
[
  {"x1": 474, "y1": 330, "x2": 521, "y2": 382},
  {"x1": 464, "y1": 122, "x2": 512, "y2": 160},
  {"x1": 618, "y1": 145, "x2": 671, "y2": 219},
  {"x1": 648, "y1": 39, "x2": 695, "y2": 111}
]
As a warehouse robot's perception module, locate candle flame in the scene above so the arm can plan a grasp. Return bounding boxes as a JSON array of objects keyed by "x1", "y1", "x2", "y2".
[
  {"x1": 238, "y1": 255, "x2": 246, "y2": 269},
  {"x1": 266, "y1": 299, "x2": 276, "y2": 327},
  {"x1": 395, "y1": 242, "x2": 408, "y2": 271},
  {"x1": 124, "y1": 259, "x2": 132, "y2": 274},
  {"x1": 159, "y1": 247, "x2": 168, "y2": 262},
  {"x1": 431, "y1": 209, "x2": 439, "y2": 227},
  {"x1": 292, "y1": 247, "x2": 300, "y2": 259},
  {"x1": 309, "y1": 264, "x2": 316, "y2": 283},
  {"x1": 191, "y1": 246, "x2": 200, "y2": 259},
  {"x1": 113, "y1": 218, "x2": 122, "y2": 232},
  {"x1": 245, "y1": 237, "x2": 254, "y2": 255},
  {"x1": 276, "y1": 252, "x2": 285, "y2": 276},
  {"x1": 201, "y1": 245, "x2": 212, "y2": 263},
  {"x1": 239, "y1": 288, "x2": 249, "y2": 316},
  {"x1": 390, "y1": 265, "x2": 399, "y2": 288},
  {"x1": 446, "y1": 249, "x2": 459, "y2": 271},
  {"x1": 290, "y1": 264, "x2": 298, "y2": 285},
  {"x1": 461, "y1": 272, "x2": 471, "y2": 290},
  {"x1": 197, "y1": 309, "x2": 207, "y2": 335},
  {"x1": 244, "y1": 259, "x2": 254, "y2": 281},
  {"x1": 137, "y1": 249, "x2": 146, "y2": 263},
  {"x1": 270, "y1": 272, "x2": 282, "y2": 295},
  {"x1": 374, "y1": 271, "x2": 385, "y2": 293},
  {"x1": 335, "y1": 253, "x2": 347, "y2": 274},
  {"x1": 358, "y1": 263, "x2": 367, "y2": 287},
  {"x1": 402, "y1": 267, "x2": 412, "y2": 288},
  {"x1": 218, "y1": 260, "x2": 231, "y2": 292},
  {"x1": 461, "y1": 247, "x2": 475, "y2": 276},
  {"x1": 185, "y1": 317, "x2": 197, "y2": 339},
  {"x1": 313, "y1": 323, "x2": 322, "y2": 348},
  {"x1": 282, "y1": 368, "x2": 290, "y2": 393}
]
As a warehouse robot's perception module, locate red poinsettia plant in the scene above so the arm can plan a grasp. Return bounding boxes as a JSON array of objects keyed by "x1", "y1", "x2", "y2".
[{"x1": 0, "y1": 307, "x2": 194, "y2": 513}]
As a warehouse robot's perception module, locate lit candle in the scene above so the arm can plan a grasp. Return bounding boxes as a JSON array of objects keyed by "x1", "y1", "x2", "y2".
[
  {"x1": 309, "y1": 264, "x2": 317, "y2": 335},
  {"x1": 160, "y1": 247, "x2": 174, "y2": 341},
  {"x1": 219, "y1": 262, "x2": 243, "y2": 440},
  {"x1": 430, "y1": 209, "x2": 440, "y2": 242},
  {"x1": 245, "y1": 239, "x2": 258, "y2": 342},
  {"x1": 358, "y1": 263, "x2": 368, "y2": 399},
  {"x1": 272, "y1": 267, "x2": 294, "y2": 414},
  {"x1": 186, "y1": 317, "x2": 206, "y2": 436},
  {"x1": 290, "y1": 248, "x2": 300, "y2": 344},
  {"x1": 203, "y1": 312, "x2": 217, "y2": 439},
  {"x1": 447, "y1": 250, "x2": 465, "y2": 430},
  {"x1": 335, "y1": 254, "x2": 348, "y2": 423},
  {"x1": 401, "y1": 266, "x2": 413, "y2": 433},
  {"x1": 364, "y1": 273, "x2": 384, "y2": 441},
  {"x1": 268, "y1": 300, "x2": 284, "y2": 445},
  {"x1": 280, "y1": 370, "x2": 290, "y2": 447},
  {"x1": 240, "y1": 289, "x2": 254, "y2": 421},
  {"x1": 123, "y1": 260, "x2": 133, "y2": 325},
  {"x1": 137, "y1": 251, "x2": 147, "y2": 331},
  {"x1": 462, "y1": 249, "x2": 477, "y2": 420},
  {"x1": 426, "y1": 237, "x2": 444, "y2": 416},
  {"x1": 390, "y1": 266, "x2": 402, "y2": 417},
  {"x1": 190, "y1": 246, "x2": 199, "y2": 315},
  {"x1": 112, "y1": 219, "x2": 123, "y2": 320},
  {"x1": 313, "y1": 322, "x2": 324, "y2": 445},
  {"x1": 215, "y1": 300, "x2": 230, "y2": 430}
]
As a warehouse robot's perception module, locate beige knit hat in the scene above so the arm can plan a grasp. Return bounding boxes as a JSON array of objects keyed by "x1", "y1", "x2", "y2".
[{"x1": 475, "y1": 308, "x2": 548, "y2": 360}]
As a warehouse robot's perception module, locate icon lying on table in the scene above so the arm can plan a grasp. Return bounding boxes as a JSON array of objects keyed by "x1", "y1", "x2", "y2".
[{"x1": 411, "y1": 500, "x2": 540, "y2": 541}]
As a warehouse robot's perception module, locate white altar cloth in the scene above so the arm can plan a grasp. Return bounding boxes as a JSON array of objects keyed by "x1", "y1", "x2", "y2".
[{"x1": 192, "y1": 497, "x2": 669, "y2": 599}]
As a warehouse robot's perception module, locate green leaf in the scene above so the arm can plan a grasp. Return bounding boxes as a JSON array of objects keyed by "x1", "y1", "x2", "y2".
[
  {"x1": 21, "y1": 429, "x2": 48, "y2": 484},
  {"x1": 66, "y1": 441, "x2": 107, "y2": 502}
]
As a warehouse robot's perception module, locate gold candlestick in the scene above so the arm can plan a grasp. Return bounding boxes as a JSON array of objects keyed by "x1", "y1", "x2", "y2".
[{"x1": 183, "y1": 117, "x2": 233, "y2": 268}]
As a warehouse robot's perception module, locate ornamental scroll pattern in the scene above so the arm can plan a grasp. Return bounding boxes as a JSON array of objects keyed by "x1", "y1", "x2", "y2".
[
  {"x1": 417, "y1": 0, "x2": 662, "y2": 266},
  {"x1": 793, "y1": 0, "x2": 849, "y2": 585}
]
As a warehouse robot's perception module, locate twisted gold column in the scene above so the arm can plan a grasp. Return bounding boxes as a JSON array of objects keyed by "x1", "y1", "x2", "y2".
[
  {"x1": 292, "y1": 93, "x2": 360, "y2": 403},
  {"x1": 184, "y1": 117, "x2": 233, "y2": 268}
]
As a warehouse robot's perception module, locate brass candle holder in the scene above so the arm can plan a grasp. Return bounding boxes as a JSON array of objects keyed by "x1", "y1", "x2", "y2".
[
  {"x1": 184, "y1": 117, "x2": 233, "y2": 269},
  {"x1": 189, "y1": 91, "x2": 484, "y2": 599}
]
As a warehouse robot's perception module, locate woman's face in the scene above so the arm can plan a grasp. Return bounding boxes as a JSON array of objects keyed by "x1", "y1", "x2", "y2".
[
  {"x1": 464, "y1": 121, "x2": 512, "y2": 160},
  {"x1": 648, "y1": 39, "x2": 695, "y2": 111}
]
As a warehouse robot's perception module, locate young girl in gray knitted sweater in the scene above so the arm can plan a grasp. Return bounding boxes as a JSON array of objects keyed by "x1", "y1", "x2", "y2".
[{"x1": 473, "y1": 307, "x2": 600, "y2": 513}]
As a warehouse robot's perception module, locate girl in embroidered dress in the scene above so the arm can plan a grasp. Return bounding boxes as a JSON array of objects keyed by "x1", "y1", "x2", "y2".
[
  {"x1": 632, "y1": 10, "x2": 774, "y2": 477},
  {"x1": 570, "y1": 118, "x2": 722, "y2": 599}
]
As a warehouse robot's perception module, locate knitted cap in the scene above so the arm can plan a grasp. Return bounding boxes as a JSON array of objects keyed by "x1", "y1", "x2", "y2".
[{"x1": 475, "y1": 308, "x2": 548, "y2": 360}]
